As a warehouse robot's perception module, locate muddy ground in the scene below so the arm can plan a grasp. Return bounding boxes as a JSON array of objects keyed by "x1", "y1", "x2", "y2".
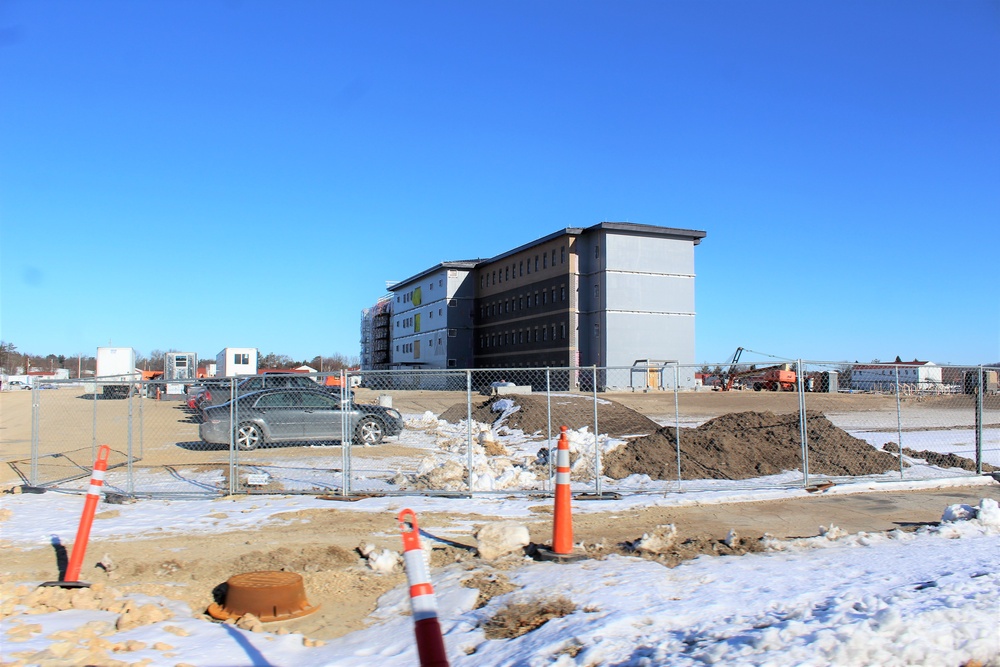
[{"x1": 3, "y1": 485, "x2": 999, "y2": 647}]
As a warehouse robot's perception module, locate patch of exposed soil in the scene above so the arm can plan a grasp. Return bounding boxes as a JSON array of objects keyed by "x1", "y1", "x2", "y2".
[
  {"x1": 462, "y1": 572, "x2": 519, "y2": 609},
  {"x1": 481, "y1": 596, "x2": 576, "y2": 639},
  {"x1": 438, "y1": 394, "x2": 661, "y2": 437},
  {"x1": 882, "y1": 442, "x2": 996, "y2": 472},
  {"x1": 604, "y1": 410, "x2": 904, "y2": 480}
]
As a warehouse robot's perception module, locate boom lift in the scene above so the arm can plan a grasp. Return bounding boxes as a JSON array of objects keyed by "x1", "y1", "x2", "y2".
[{"x1": 718, "y1": 347, "x2": 797, "y2": 391}]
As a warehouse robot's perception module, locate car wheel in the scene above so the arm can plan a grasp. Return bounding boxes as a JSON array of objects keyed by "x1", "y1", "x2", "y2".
[
  {"x1": 356, "y1": 417, "x2": 385, "y2": 445},
  {"x1": 236, "y1": 422, "x2": 265, "y2": 451}
]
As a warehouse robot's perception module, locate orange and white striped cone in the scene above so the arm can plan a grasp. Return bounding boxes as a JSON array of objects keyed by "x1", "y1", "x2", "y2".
[
  {"x1": 398, "y1": 509, "x2": 449, "y2": 667},
  {"x1": 43, "y1": 445, "x2": 111, "y2": 588},
  {"x1": 552, "y1": 425, "x2": 574, "y2": 554}
]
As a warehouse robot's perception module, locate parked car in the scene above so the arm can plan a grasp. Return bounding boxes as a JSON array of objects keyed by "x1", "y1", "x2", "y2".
[
  {"x1": 198, "y1": 387, "x2": 403, "y2": 450},
  {"x1": 195, "y1": 374, "x2": 350, "y2": 415},
  {"x1": 186, "y1": 379, "x2": 232, "y2": 409},
  {"x1": 6, "y1": 381, "x2": 31, "y2": 390}
]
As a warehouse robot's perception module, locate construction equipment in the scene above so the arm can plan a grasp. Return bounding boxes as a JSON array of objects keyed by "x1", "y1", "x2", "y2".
[{"x1": 718, "y1": 347, "x2": 797, "y2": 391}]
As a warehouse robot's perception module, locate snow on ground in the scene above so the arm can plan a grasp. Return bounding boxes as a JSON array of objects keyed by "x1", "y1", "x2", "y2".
[{"x1": 2, "y1": 480, "x2": 999, "y2": 666}]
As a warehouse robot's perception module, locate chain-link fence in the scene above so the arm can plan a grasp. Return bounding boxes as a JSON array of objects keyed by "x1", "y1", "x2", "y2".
[{"x1": 6, "y1": 363, "x2": 997, "y2": 498}]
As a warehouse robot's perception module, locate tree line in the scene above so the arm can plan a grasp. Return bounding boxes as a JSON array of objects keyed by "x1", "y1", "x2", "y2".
[{"x1": 0, "y1": 342, "x2": 359, "y2": 377}]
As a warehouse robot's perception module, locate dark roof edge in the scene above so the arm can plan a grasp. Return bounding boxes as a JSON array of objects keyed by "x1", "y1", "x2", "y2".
[
  {"x1": 388, "y1": 260, "x2": 482, "y2": 291},
  {"x1": 486, "y1": 222, "x2": 707, "y2": 263},
  {"x1": 390, "y1": 222, "x2": 707, "y2": 288}
]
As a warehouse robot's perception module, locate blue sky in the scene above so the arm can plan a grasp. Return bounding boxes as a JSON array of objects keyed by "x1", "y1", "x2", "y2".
[{"x1": 1, "y1": 1, "x2": 997, "y2": 366}]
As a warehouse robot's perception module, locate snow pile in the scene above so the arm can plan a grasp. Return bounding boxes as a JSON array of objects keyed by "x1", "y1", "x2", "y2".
[{"x1": 561, "y1": 426, "x2": 628, "y2": 481}]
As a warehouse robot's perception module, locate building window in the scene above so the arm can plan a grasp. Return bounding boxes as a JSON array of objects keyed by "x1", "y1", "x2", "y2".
[
  {"x1": 448, "y1": 299, "x2": 456, "y2": 308},
  {"x1": 551, "y1": 249, "x2": 556, "y2": 266},
  {"x1": 448, "y1": 359, "x2": 457, "y2": 368},
  {"x1": 561, "y1": 285, "x2": 566, "y2": 301},
  {"x1": 439, "y1": 279, "x2": 443, "y2": 287},
  {"x1": 429, "y1": 311, "x2": 433, "y2": 319},
  {"x1": 594, "y1": 323, "x2": 600, "y2": 338},
  {"x1": 551, "y1": 324, "x2": 556, "y2": 340},
  {"x1": 235, "y1": 353, "x2": 248, "y2": 365},
  {"x1": 448, "y1": 329, "x2": 457, "y2": 337},
  {"x1": 505, "y1": 267, "x2": 509, "y2": 281},
  {"x1": 595, "y1": 245, "x2": 600, "y2": 259},
  {"x1": 519, "y1": 296, "x2": 524, "y2": 310},
  {"x1": 535, "y1": 256, "x2": 539, "y2": 271},
  {"x1": 542, "y1": 327, "x2": 548, "y2": 341},
  {"x1": 519, "y1": 261, "x2": 523, "y2": 276},
  {"x1": 560, "y1": 323, "x2": 566, "y2": 339},
  {"x1": 518, "y1": 331, "x2": 523, "y2": 344},
  {"x1": 439, "y1": 308, "x2": 443, "y2": 315},
  {"x1": 542, "y1": 291, "x2": 547, "y2": 305},
  {"x1": 561, "y1": 246, "x2": 565, "y2": 264},
  {"x1": 551, "y1": 288, "x2": 556, "y2": 303},
  {"x1": 543, "y1": 254, "x2": 548, "y2": 269},
  {"x1": 594, "y1": 284, "x2": 600, "y2": 299}
]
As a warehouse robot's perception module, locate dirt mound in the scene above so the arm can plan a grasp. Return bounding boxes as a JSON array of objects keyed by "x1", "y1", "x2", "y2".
[
  {"x1": 604, "y1": 410, "x2": 904, "y2": 480},
  {"x1": 438, "y1": 394, "x2": 661, "y2": 437},
  {"x1": 882, "y1": 442, "x2": 996, "y2": 472}
]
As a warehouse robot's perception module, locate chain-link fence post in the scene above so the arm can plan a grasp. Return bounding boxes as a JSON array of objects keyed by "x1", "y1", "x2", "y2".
[
  {"x1": 975, "y1": 365, "x2": 984, "y2": 475},
  {"x1": 894, "y1": 365, "x2": 904, "y2": 478},
  {"x1": 797, "y1": 360, "x2": 809, "y2": 486},
  {"x1": 91, "y1": 389, "x2": 97, "y2": 462},
  {"x1": 228, "y1": 377, "x2": 237, "y2": 496},
  {"x1": 466, "y1": 370, "x2": 473, "y2": 496},
  {"x1": 673, "y1": 363, "x2": 682, "y2": 491},
  {"x1": 341, "y1": 370, "x2": 351, "y2": 496},
  {"x1": 138, "y1": 389, "x2": 145, "y2": 465},
  {"x1": 30, "y1": 385, "x2": 39, "y2": 487},
  {"x1": 546, "y1": 368, "x2": 552, "y2": 493},
  {"x1": 126, "y1": 387, "x2": 134, "y2": 496},
  {"x1": 592, "y1": 366, "x2": 601, "y2": 496}
]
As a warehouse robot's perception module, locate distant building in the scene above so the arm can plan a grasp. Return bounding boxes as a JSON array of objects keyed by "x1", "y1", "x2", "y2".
[
  {"x1": 215, "y1": 348, "x2": 258, "y2": 377},
  {"x1": 366, "y1": 222, "x2": 706, "y2": 385},
  {"x1": 850, "y1": 359, "x2": 943, "y2": 391}
]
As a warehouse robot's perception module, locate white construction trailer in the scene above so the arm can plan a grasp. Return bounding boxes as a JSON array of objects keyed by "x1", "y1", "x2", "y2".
[
  {"x1": 216, "y1": 348, "x2": 258, "y2": 377},
  {"x1": 84, "y1": 347, "x2": 140, "y2": 398}
]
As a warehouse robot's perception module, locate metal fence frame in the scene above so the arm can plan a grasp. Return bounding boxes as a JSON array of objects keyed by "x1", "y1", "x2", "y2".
[{"x1": 9, "y1": 362, "x2": 996, "y2": 498}]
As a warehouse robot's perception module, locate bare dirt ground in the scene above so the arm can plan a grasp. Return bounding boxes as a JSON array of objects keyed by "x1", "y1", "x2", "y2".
[
  {"x1": 2, "y1": 485, "x2": 999, "y2": 644},
  {"x1": 2, "y1": 389, "x2": 999, "y2": 646}
]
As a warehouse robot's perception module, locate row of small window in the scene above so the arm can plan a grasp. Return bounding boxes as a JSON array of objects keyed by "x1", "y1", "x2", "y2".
[
  {"x1": 481, "y1": 285, "x2": 567, "y2": 318},
  {"x1": 397, "y1": 278, "x2": 446, "y2": 304},
  {"x1": 396, "y1": 330, "x2": 459, "y2": 352},
  {"x1": 481, "y1": 246, "x2": 568, "y2": 289},
  {"x1": 480, "y1": 324, "x2": 567, "y2": 348}
]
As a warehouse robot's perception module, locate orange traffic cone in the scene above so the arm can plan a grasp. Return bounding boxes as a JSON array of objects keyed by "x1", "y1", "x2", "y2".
[
  {"x1": 42, "y1": 445, "x2": 111, "y2": 588},
  {"x1": 535, "y1": 426, "x2": 585, "y2": 562},
  {"x1": 398, "y1": 509, "x2": 449, "y2": 667},
  {"x1": 552, "y1": 425, "x2": 574, "y2": 553}
]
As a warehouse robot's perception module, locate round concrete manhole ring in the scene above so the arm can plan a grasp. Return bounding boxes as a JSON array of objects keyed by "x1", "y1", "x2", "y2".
[{"x1": 207, "y1": 571, "x2": 320, "y2": 622}]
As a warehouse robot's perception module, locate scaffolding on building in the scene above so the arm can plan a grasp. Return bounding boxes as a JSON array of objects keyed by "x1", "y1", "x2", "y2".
[{"x1": 360, "y1": 295, "x2": 393, "y2": 371}]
